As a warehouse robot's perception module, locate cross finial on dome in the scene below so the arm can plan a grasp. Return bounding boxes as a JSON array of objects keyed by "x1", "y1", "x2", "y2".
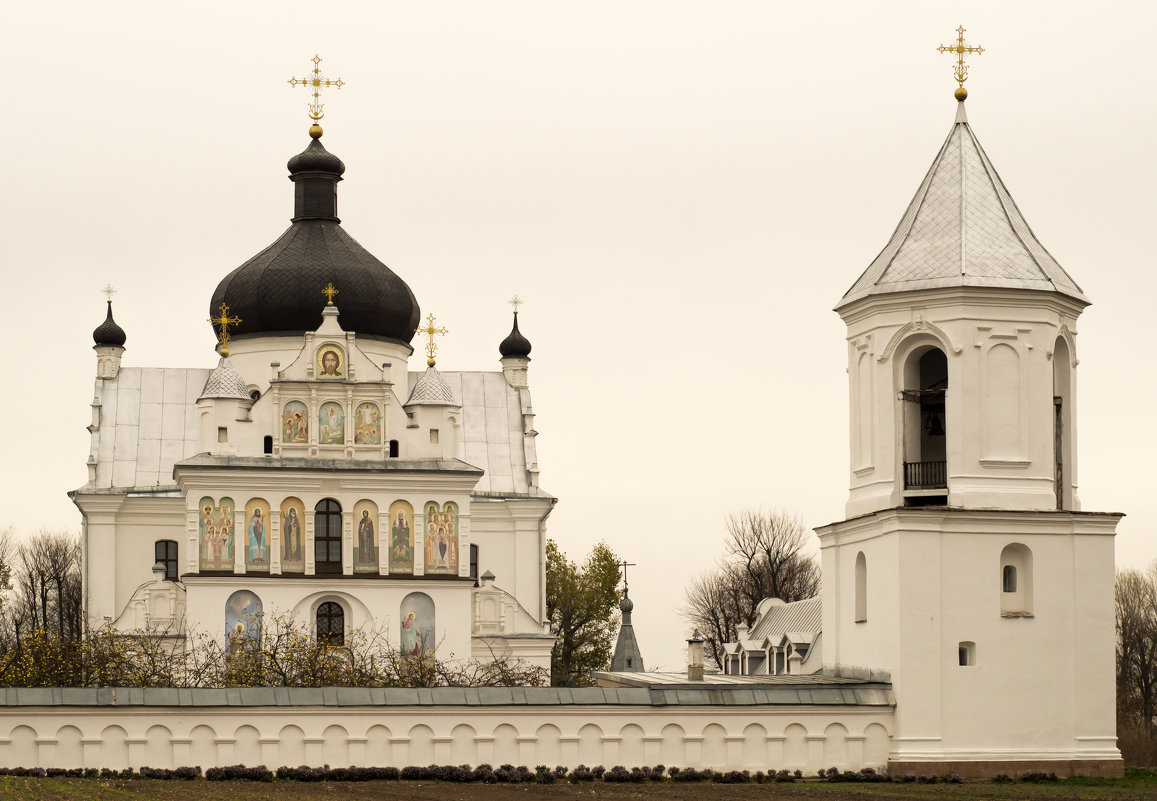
[
  {"x1": 101, "y1": 284, "x2": 117, "y2": 302},
  {"x1": 288, "y1": 54, "x2": 344, "y2": 136},
  {"x1": 619, "y1": 559, "x2": 636, "y2": 588},
  {"x1": 937, "y1": 25, "x2": 984, "y2": 101},
  {"x1": 416, "y1": 313, "x2": 449, "y2": 367},
  {"x1": 509, "y1": 294, "x2": 523, "y2": 314},
  {"x1": 208, "y1": 302, "x2": 242, "y2": 357},
  {"x1": 322, "y1": 282, "x2": 339, "y2": 306}
]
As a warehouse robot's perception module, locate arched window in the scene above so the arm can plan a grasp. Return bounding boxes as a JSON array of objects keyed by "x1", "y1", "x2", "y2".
[
  {"x1": 314, "y1": 499, "x2": 343, "y2": 575},
  {"x1": 316, "y1": 602, "x2": 344, "y2": 646},
  {"x1": 854, "y1": 551, "x2": 867, "y2": 623},
  {"x1": 958, "y1": 641, "x2": 976, "y2": 666},
  {"x1": 389, "y1": 440, "x2": 400, "y2": 458},
  {"x1": 1000, "y1": 543, "x2": 1033, "y2": 616},
  {"x1": 154, "y1": 540, "x2": 178, "y2": 581},
  {"x1": 263, "y1": 435, "x2": 273, "y2": 454},
  {"x1": 470, "y1": 544, "x2": 479, "y2": 586},
  {"x1": 901, "y1": 346, "x2": 948, "y2": 499}
]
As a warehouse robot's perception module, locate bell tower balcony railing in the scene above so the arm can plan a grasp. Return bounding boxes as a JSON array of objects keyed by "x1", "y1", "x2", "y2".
[{"x1": 904, "y1": 460, "x2": 947, "y2": 490}]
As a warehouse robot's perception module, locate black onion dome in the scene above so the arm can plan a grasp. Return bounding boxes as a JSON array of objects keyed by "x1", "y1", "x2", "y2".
[
  {"x1": 286, "y1": 137, "x2": 345, "y2": 176},
  {"x1": 93, "y1": 302, "x2": 127, "y2": 347},
  {"x1": 209, "y1": 133, "x2": 419, "y2": 344},
  {"x1": 499, "y1": 313, "x2": 532, "y2": 358}
]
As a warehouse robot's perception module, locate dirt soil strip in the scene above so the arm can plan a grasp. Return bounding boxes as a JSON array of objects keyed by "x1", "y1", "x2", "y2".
[{"x1": 5, "y1": 779, "x2": 1157, "y2": 801}]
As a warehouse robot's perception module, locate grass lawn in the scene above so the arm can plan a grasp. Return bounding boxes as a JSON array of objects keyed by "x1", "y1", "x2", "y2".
[{"x1": 4, "y1": 772, "x2": 1157, "y2": 801}]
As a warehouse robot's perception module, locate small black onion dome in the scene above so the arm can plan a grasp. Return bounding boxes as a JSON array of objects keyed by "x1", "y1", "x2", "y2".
[
  {"x1": 286, "y1": 134, "x2": 345, "y2": 176},
  {"x1": 620, "y1": 591, "x2": 634, "y2": 614},
  {"x1": 210, "y1": 131, "x2": 420, "y2": 344},
  {"x1": 93, "y1": 302, "x2": 127, "y2": 347},
  {"x1": 499, "y1": 313, "x2": 532, "y2": 358}
]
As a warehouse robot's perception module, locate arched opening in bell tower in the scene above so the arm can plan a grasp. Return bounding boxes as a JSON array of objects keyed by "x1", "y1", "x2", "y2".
[
  {"x1": 901, "y1": 346, "x2": 948, "y2": 504},
  {"x1": 1053, "y1": 336, "x2": 1074, "y2": 511}
]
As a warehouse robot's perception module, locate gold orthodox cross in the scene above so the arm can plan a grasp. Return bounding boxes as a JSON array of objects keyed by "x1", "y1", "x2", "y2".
[
  {"x1": 938, "y1": 26, "x2": 984, "y2": 99},
  {"x1": 416, "y1": 313, "x2": 449, "y2": 367},
  {"x1": 208, "y1": 302, "x2": 242, "y2": 357},
  {"x1": 101, "y1": 284, "x2": 117, "y2": 302},
  {"x1": 288, "y1": 55, "x2": 344, "y2": 122},
  {"x1": 322, "y1": 282, "x2": 339, "y2": 306},
  {"x1": 509, "y1": 294, "x2": 523, "y2": 314}
]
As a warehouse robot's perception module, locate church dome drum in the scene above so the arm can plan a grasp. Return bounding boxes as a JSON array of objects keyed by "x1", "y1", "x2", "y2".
[{"x1": 209, "y1": 130, "x2": 420, "y2": 344}]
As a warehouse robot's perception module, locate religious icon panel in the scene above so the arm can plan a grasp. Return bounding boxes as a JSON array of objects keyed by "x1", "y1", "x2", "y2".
[
  {"x1": 316, "y1": 343, "x2": 345, "y2": 379},
  {"x1": 353, "y1": 499, "x2": 379, "y2": 574},
  {"x1": 354, "y1": 402, "x2": 381, "y2": 445},
  {"x1": 244, "y1": 498, "x2": 271, "y2": 572},
  {"x1": 318, "y1": 401, "x2": 345, "y2": 444},
  {"x1": 282, "y1": 400, "x2": 308, "y2": 443},
  {"x1": 423, "y1": 501, "x2": 459, "y2": 575},
  {"x1": 400, "y1": 591, "x2": 435, "y2": 659},
  {"x1": 280, "y1": 496, "x2": 306, "y2": 573},
  {"x1": 225, "y1": 590, "x2": 262, "y2": 656},
  {"x1": 198, "y1": 496, "x2": 235, "y2": 571},
  {"x1": 388, "y1": 499, "x2": 414, "y2": 575}
]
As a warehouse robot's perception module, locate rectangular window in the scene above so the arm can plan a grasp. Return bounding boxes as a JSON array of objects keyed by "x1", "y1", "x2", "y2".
[
  {"x1": 430, "y1": 429, "x2": 440, "y2": 444},
  {"x1": 217, "y1": 427, "x2": 228, "y2": 443},
  {"x1": 154, "y1": 540, "x2": 178, "y2": 581}
]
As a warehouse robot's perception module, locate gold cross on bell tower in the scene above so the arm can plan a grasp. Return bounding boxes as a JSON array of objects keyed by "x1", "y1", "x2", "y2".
[
  {"x1": 208, "y1": 302, "x2": 242, "y2": 357},
  {"x1": 288, "y1": 55, "x2": 344, "y2": 133},
  {"x1": 416, "y1": 313, "x2": 449, "y2": 367},
  {"x1": 322, "y1": 282, "x2": 339, "y2": 306},
  {"x1": 938, "y1": 25, "x2": 984, "y2": 101}
]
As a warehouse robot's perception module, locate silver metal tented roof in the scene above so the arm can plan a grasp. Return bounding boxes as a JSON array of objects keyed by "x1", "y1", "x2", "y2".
[{"x1": 837, "y1": 102, "x2": 1087, "y2": 310}]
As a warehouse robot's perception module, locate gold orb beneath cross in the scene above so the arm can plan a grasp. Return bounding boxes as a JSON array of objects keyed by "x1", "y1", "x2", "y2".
[
  {"x1": 309, "y1": 123, "x2": 324, "y2": 139},
  {"x1": 955, "y1": 87, "x2": 968, "y2": 101}
]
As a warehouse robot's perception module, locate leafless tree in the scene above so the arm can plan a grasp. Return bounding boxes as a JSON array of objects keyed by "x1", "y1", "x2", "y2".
[
  {"x1": 5, "y1": 530, "x2": 83, "y2": 645},
  {"x1": 1116, "y1": 565, "x2": 1157, "y2": 765},
  {"x1": 683, "y1": 510, "x2": 820, "y2": 669}
]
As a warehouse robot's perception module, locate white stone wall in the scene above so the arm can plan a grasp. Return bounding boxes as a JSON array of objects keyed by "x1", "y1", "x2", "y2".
[{"x1": 0, "y1": 704, "x2": 893, "y2": 773}]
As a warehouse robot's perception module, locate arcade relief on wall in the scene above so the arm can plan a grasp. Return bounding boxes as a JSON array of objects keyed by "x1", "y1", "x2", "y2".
[{"x1": 423, "y1": 501, "x2": 459, "y2": 575}]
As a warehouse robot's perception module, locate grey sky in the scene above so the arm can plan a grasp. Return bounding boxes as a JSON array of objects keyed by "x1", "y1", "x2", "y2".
[{"x1": 2, "y1": 1, "x2": 1154, "y2": 671}]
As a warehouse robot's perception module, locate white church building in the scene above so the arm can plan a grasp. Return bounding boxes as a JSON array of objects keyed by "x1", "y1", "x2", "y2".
[
  {"x1": 71, "y1": 120, "x2": 556, "y2": 669},
  {"x1": 15, "y1": 56, "x2": 1118, "y2": 777}
]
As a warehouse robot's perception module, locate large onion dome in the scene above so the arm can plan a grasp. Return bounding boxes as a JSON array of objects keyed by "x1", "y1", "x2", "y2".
[
  {"x1": 93, "y1": 301, "x2": 127, "y2": 347},
  {"x1": 209, "y1": 129, "x2": 420, "y2": 344}
]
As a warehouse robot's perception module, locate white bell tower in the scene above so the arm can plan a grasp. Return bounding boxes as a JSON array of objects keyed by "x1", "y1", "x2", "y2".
[{"x1": 817, "y1": 64, "x2": 1122, "y2": 777}]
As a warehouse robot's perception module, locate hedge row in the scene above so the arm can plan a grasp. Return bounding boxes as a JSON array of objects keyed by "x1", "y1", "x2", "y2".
[{"x1": 0, "y1": 764, "x2": 1070, "y2": 784}]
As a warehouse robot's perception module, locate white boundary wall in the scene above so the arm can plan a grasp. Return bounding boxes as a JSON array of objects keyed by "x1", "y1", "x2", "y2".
[{"x1": 0, "y1": 695, "x2": 894, "y2": 773}]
